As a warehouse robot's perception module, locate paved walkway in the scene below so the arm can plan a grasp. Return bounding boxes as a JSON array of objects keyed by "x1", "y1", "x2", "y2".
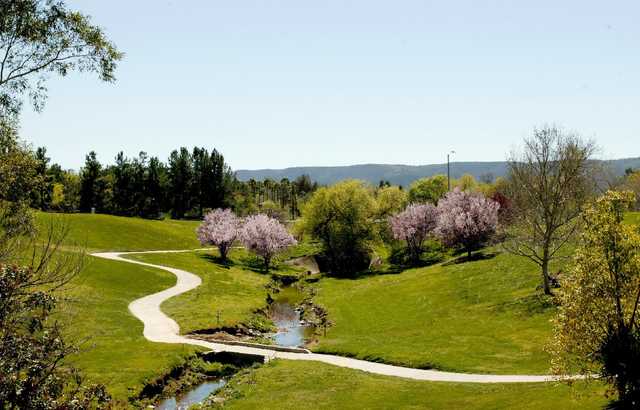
[{"x1": 92, "y1": 249, "x2": 575, "y2": 383}]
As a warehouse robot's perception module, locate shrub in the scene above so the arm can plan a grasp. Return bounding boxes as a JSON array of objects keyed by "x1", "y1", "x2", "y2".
[{"x1": 300, "y1": 180, "x2": 378, "y2": 275}]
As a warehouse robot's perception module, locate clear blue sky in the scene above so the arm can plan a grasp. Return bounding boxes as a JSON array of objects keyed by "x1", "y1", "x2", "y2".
[{"x1": 19, "y1": 0, "x2": 640, "y2": 170}]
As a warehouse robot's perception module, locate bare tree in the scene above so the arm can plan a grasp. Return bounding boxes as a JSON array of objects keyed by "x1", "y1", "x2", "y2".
[{"x1": 503, "y1": 126, "x2": 596, "y2": 295}]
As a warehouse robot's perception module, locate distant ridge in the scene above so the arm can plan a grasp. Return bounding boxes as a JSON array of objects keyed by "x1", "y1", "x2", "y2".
[{"x1": 236, "y1": 158, "x2": 640, "y2": 187}]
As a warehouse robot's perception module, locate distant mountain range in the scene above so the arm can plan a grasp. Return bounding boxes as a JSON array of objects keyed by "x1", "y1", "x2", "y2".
[{"x1": 236, "y1": 158, "x2": 640, "y2": 187}]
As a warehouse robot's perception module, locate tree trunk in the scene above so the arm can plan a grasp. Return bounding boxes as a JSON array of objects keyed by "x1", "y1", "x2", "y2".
[
  {"x1": 264, "y1": 256, "x2": 270, "y2": 273},
  {"x1": 541, "y1": 259, "x2": 552, "y2": 295},
  {"x1": 219, "y1": 245, "x2": 227, "y2": 262}
]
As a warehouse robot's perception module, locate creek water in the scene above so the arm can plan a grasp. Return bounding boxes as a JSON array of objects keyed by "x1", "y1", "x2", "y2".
[
  {"x1": 155, "y1": 379, "x2": 226, "y2": 410},
  {"x1": 270, "y1": 286, "x2": 312, "y2": 348}
]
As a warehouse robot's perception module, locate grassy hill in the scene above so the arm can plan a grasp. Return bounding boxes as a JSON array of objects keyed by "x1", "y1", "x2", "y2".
[
  {"x1": 35, "y1": 213, "x2": 204, "y2": 401},
  {"x1": 313, "y1": 250, "x2": 556, "y2": 374},
  {"x1": 35, "y1": 212, "x2": 200, "y2": 252},
  {"x1": 61, "y1": 255, "x2": 198, "y2": 400}
]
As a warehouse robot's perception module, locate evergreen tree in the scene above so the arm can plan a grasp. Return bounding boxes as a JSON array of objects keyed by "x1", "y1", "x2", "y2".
[
  {"x1": 168, "y1": 147, "x2": 193, "y2": 219},
  {"x1": 79, "y1": 152, "x2": 102, "y2": 212},
  {"x1": 33, "y1": 147, "x2": 52, "y2": 210},
  {"x1": 143, "y1": 156, "x2": 164, "y2": 218},
  {"x1": 112, "y1": 151, "x2": 132, "y2": 215}
]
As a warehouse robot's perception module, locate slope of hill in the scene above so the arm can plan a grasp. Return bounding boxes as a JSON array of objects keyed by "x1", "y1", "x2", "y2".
[{"x1": 236, "y1": 157, "x2": 640, "y2": 186}]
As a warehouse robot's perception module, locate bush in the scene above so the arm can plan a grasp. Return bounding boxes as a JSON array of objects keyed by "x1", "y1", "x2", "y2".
[{"x1": 300, "y1": 180, "x2": 378, "y2": 275}]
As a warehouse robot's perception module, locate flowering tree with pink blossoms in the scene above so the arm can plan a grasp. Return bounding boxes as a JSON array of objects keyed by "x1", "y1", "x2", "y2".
[
  {"x1": 389, "y1": 204, "x2": 439, "y2": 263},
  {"x1": 436, "y1": 188, "x2": 500, "y2": 258},
  {"x1": 239, "y1": 214, "x2": 297, "y2": 272},
  {"x1": 196, "y1": 208, "x2": 240, "y2": 261}
]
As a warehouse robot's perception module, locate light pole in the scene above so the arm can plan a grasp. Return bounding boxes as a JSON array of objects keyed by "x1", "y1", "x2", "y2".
[{"x1": 447, "y1": 150, "x2": 455, "y2": 191}]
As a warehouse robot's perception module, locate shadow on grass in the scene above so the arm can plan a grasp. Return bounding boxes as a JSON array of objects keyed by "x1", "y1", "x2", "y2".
[
  {"x1": 318, "y1": 249, "x2": 446, "y2": 280},
  {"x1": 442, "y1": 251, "x2": 498, "y2": 266},
  {"x1": 490, "y1": 293, "x2": 557, "y2": 315},
  {"x1": 198, "y1": 253, "x2": 235, "y2": 269}
]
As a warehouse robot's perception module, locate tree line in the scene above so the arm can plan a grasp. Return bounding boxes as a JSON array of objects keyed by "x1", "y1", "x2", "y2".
[{"x1": 28, "y1": 146, "x2": 319, "y2": 220}]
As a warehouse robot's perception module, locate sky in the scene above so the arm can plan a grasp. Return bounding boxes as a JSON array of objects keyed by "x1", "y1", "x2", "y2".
[{"x1": 18, "y1": 0, "x2": 640, "y2": 171}]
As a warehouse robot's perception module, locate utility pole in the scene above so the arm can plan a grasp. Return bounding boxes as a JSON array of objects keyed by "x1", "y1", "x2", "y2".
[{"x1": 447, "y1": 150, "x2": 456, "y2": 191}]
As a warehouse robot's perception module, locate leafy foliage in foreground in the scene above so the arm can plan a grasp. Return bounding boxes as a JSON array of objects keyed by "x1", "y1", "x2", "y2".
[
  {"x1": 0, "y1": 264, "x2": 111, "y2": 409},
  {"x1": 550, "y1": 191, "x2": 640, "y2": 406}
]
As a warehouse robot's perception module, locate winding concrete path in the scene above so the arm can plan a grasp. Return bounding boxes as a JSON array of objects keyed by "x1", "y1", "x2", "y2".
[{"x1": 91, "y1": 249, "x2": 573, "y2": 383}]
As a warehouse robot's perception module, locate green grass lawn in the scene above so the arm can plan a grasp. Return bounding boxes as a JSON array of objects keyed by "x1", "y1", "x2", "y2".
[
  {"x1": 37, "y1": 211, "x2": 638, "y2": 406},
  {"x1": 36, "y1": 212, "x2": 201, "y2": 252},
  {"x1": 213, "y1": 360, "x2": 608, "y2": 410},
  {"x1": 312, "y1": 250, "x2": 558, "y2": 374},
  {"x1": 126, "y1": 249, "x2": 273, "y2": 333},
  {"x1": 31, "y1": 213, "x2": 204, "y2": 401},
  {"x1": 59, "y1": 254, "x2": 198, "y2": 401}
]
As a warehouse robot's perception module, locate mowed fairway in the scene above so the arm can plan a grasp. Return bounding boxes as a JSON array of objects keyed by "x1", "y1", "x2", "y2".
[
  {"x1": 126, "y1": 250, "x2": 271, "y2": 333},
  {"x1": 313, "y1": 251, "x2": 559, "y2": 374},
  {"x1": 60, "y1": 255, "x2": 198, "y2": 400},
  {"x1": 36, "y1": 212, "x2": 201, "y2": 251},
  {"x1": 218, "y1": 360, "x2": 607, "y2": 410},
  {"x1": 36, "y1": 213, "x2": 203, "y2": 400}
]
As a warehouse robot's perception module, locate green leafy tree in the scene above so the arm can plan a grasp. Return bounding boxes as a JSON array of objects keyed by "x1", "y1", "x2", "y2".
[
  {"x1": 622, "y1": 170, "x2": 640, "y2": 210},
  {"x1": 60, "y1": 170, "x2": 80, "y2": 211},
  {"x1": 0, "y1": 119, "x2": 37, "y2": 259},
  {"x1": 376, "y1": 185, "x2": 408, "y2": 219},
  {"x1": 0, "y1": 0, "x2": 123, "y2": 116},
  {"x1": 408, "y1": 175, "x2": 448, "y2": 204},
  {"x1": 300, "y1": 180, "x2": 378, "y2": 275},
  {"x1": 454, "y1": 173, "x2": 477, "y2": 192},
  {"x1": 549, "y1": 191, "x2": 640, "y2": 406}
]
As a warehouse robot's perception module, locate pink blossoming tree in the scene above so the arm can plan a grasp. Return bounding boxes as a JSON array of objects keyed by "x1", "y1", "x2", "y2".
[
  {"x1": 389, "y1": 204, "x2": 439, "y2": 263},
  {"x1": 239, "y1": 214, "x2": 297, "y2": 272},
  {"x1": 196, "y1": 208, "x2": 240, "y2": 261},
  {"x1": 436, "y1": 188, "x2": 500, "y2": 258}
]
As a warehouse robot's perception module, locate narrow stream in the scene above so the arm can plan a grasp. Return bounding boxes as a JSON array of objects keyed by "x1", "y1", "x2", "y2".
[
  {"x1": 155, "y1": 379, "x2": 226, "y2": 410},
  {"x1": 270, "y1": 286, "x2": 312, "y2": 348}
]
